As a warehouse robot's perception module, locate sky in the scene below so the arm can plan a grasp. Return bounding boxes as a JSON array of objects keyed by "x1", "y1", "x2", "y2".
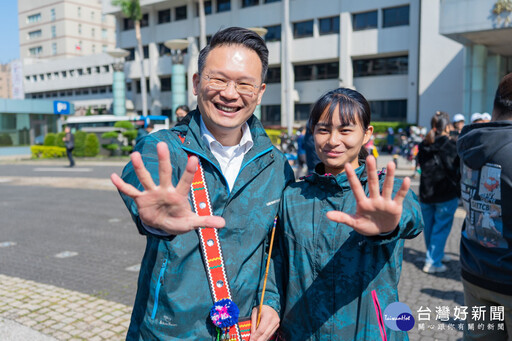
[{"x1": 0, "y1": 0, "x2": 20, "y2": 64}]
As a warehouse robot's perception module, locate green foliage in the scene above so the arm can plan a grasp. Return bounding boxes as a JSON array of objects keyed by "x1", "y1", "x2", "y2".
[
  {"x1": 102, "y1": 131, "x2": 119, "y2": 139},
  {"x1": 122, "y1": 129, "x2": 138, "y2": 141},
  {"x1": 73, "y1": 131, "x2": 87, "y2": 157},
  {"x1": 84, "y1": 133, "x2": 100, "y2": 157},
  {"x1": 112, "y1": 0, "x2": 142, "y2": 21},
  {"x1": 86, "y1": 107, "x2": 93, "y2": 116},
  {"x1": 121, "y1": 145, "x2": 133, "y2": 153},
  {"x1": 114, "y1": 121, "x2": 135, "y2": 130},
  {"x1": 103, "y1": 143, "x2": 119, "y2": 151},
  {"x1": 43, "y1": 133, "x2": 57, "y2": 146},
  {"x1": 370, "y1": 121, "x2": 411, "y2": 134},
  {"x1": 55, "y1": 132, "x2": 66, "y2": 148},
  {"x1": 0, "y1": 133, "x2": 12, "y2": 146},
  {"x1": 30, "y1": 145, "x2": 66, "y2": 158}
]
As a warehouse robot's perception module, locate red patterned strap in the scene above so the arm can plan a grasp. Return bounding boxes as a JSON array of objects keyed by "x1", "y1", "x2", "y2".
[{"x1": 187, "y1": 153, "x2": 250, "y2": 341}]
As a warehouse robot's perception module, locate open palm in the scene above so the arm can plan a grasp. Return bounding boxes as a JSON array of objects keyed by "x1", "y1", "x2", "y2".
[{"x1": 326, "y1": 156, "x2": 410, "y2": 236}]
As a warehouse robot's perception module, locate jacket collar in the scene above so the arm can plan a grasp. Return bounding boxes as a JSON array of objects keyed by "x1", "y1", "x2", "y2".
[{"x1": 303, "y1": 160, "x2": 368, "y2": 189}]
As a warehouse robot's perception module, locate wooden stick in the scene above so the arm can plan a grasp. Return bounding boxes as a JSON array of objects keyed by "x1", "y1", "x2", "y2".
[{"x1": 257, "y1": 216, "x2": 278, "y2": 328}]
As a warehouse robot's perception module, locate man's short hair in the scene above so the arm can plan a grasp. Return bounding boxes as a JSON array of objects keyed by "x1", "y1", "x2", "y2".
[
  {"x1": 197, "y1": 27, "x2": 269, "y2": 83},
  {"x1": 493, "y1": 72, "x2": 512, "y2": 120}
]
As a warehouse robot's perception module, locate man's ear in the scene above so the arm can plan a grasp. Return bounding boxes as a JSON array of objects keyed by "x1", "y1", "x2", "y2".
[
  {"x1": 192, "y1": 73, "x2": 200, "y2": 96},
  {"x1": 256, "y1": 83, "x2": 266, "y2": 105}
]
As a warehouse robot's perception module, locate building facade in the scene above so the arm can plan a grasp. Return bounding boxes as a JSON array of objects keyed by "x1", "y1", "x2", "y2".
[
  {"x1": 0, "y1": 64, "x2": 13, "y2": 99},
  {"x1": 102, "y1": 0, "x2": 466, "y2": 127}
]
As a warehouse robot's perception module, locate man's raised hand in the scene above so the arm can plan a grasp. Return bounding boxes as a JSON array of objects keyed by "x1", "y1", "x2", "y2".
[{"x1": 111, "y1": 141, "x2": 225, "y2": 235}]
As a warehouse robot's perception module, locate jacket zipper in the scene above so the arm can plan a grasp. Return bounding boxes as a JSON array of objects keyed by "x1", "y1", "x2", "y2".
[{"x1": 151, "y1": 258, "x2": 168, "y2": 319}]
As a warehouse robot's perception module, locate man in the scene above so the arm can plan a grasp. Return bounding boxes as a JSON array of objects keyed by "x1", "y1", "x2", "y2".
[
  {"x1": 457, "y1": 72, "x2": 512, "y2": 340},
  {"x1": 63, "y1": 126, "x2": 75, "y2": 167},
  {"x1": 111, "y1": 27, "x2": 294, "y2": 340}
]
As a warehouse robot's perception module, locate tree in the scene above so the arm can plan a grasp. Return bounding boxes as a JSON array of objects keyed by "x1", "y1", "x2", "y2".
[{"x1": 112, "y1": 0, "x2": 148, "y2": 116}]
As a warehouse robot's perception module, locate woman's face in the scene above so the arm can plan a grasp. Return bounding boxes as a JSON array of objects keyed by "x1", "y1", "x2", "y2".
[{"x1": 313, "y1": 105, "x2": 373, "y2": 175}]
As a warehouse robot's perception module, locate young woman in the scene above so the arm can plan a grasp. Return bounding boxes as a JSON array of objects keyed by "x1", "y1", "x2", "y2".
[
  {"x1": 417, "y1": 111, "x2": 460, "y2": 273},
  {"x1": 275, "y1": 88, "x2": 423, "y2": 340}
]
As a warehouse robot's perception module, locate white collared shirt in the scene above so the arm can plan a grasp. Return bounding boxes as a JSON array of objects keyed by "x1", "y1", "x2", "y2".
[{"x1": 200, "y1": 116, "x2": 253, "y2": 191}]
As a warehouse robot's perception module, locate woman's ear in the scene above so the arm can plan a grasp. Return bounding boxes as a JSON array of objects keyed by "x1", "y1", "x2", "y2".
[{"x1": 363, "y1": 125, "x2": 374, "y2": 145}]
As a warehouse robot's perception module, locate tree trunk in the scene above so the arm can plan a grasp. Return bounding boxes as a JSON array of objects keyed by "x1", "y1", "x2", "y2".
[
  {"x1": 198, "y1": 0, "x2": 207, "y2": 49},
  {"x1": 135, "y1": 20, "x2": 148, "y2": 116}
]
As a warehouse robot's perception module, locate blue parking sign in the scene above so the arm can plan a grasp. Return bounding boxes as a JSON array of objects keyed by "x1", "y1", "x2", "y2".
[{"x1": 53, "y1": 101, "x2": 71, "y2": 115}]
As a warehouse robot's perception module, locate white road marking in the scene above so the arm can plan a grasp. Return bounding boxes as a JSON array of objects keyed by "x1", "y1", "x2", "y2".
[
  {"x1": 0, "y1": 241, "x2": 17, "y2": 248},
  {"x1": 125, "y1": 264, "x2": 141, "y2": 272},
  {"x1": 33, "y1": 168, "x2": 93, "y2": 172},
  {"x1": 54, "y1": 251, "x2": 79, "y2": 258}
]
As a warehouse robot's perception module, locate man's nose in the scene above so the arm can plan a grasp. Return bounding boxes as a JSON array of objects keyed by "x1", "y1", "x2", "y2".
[{"x1": 220, "y1": 81, "x2": 240, "y2": 99}]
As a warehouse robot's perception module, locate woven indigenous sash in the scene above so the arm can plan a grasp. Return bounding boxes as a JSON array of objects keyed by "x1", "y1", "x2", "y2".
[{"x1": 187, "y1": 152, "x2": 251, "y2": 341}]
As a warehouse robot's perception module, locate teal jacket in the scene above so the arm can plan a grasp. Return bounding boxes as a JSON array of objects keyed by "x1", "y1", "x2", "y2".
[
  {"x1": 276, "y1": 163, "x2": 423, "y2": 340},
  {"x1": 120, "y1": 111, "x2": 295, "y2": 340}
]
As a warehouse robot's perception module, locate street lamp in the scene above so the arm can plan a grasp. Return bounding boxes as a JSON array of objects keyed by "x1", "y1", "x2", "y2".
[
  {"x1": 164, "y1": 39, "x2": 189, "y2": 122},
  {"x1": 107, "y1": 48, "x2": 130, "y2": 116},
  {"x1": 248, "y1": 27, "x2": 268, "y2": 121}
]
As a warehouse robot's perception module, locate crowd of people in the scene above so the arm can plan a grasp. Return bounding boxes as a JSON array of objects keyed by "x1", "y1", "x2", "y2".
[{"x1": 109, "y1": 27, "x2": 511, "y2": 341}]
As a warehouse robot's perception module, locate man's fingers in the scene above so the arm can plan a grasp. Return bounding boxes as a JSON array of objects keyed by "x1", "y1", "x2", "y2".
[
  {"x1": 157, "y1": 142, "x2": 172, "y2": 188},
  {"x1": 250, "y1": 307, "x2": 258, "y2": 335},
  {"x1": 394, "y1": 176, "x2": 411, "y2": 206},
  {"x1": 131, "y1": 151, "x2": 157, "y2": 191},
  {"x1": 175, "y1": 156, "x2": 198, "y2": 196},
  {"x1": 326, "y1": 210, "x2": 355, "y2": 226},
  {"x1": 366, "y1": 156, "x2": 380, "y2": 198},
  {"x1": 345, "y1": 163, "x2": 367, "y2": 203},
  {"x1": 381, "y1": 161, "x2": 396, "y2": 199},
  {"x1": 190, "y1": 215, "x2": 226, "y2": 230},
  {"x1": 111, "y1": 173, "x2": 141, "y2": 198}
]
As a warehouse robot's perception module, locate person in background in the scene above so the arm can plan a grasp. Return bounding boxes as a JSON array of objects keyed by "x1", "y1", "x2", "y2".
[
  {"x1": 296, "y1": 126, "x2": 307, "y2": 177},
  {"x1": 63, "y1": 126, "x2": 75, "y2": 167},
  {"x1": 417, "y1": 111, "x2": 460, "y2": 273},
  {"x1": 175, "y1": 104, "x2": 190, "y2": 122},
  {"x1": 457, "y1": 72, "x2": 512, "y2": 340},
  {"x1": 304, "y1": 120, "x2": 321, "y2": 174},
  {"x1": 480, "y1": 112, "x2": 491, "y2": 123},
  {"x1": 471, "y1": 112, "x2": 484, "y2": 124},
  {"x1": 451, "y1": 113, "x2": 466, "y2": 141}
]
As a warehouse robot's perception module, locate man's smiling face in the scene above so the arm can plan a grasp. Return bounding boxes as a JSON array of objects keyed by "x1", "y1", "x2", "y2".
[{"x1": 193, "y1": 44, "x2": 266, "y2": 145}]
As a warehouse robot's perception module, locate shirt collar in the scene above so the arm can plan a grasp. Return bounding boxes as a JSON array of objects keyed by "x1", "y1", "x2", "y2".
[{"x1": 199, "y1": 116, "x2": 253, "y2": 151}]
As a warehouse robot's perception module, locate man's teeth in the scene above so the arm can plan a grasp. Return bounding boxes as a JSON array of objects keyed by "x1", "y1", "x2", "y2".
[{"x1": 217, "y1": 104, "x2": 238, "y2": 112}]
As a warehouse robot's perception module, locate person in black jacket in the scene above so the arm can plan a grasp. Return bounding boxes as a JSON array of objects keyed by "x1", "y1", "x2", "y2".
[
  {"x1": 457, "y1": 73, "x2": 512, "y2": 340},
  {"x1": 63, "y1": 126, "x2": 75, "y2": 167},
  {"x1": 417, "y1": 111, "x2": 460, "y2": 273}
]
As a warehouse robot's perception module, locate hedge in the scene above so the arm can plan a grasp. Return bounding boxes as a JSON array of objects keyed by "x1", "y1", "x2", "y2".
[
  {"x1": 84, "y1": 133, "x2": 100, "y2": 157},
  {"x1": 114, "y1": 121, "x2": 135, "y2": 130},
  {"x1": 43, "y1": 133, "x2": 57, "y2": 146},
  {"x1": 371, "y1": 121, "x2": 411, "y2": 134},
  {"x1": 55, "y1": 132, "x2": 66, "y2": 148},
  {"x1": 73, "y1": 130, "x2": 87, "y2": 157},
  {"x1": 31, "y1": 145, "x2": 67, "y2": 159}
]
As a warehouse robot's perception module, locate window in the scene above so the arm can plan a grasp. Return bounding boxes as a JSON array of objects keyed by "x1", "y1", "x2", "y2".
[
  {"x1": 61, "y1": 71, "x2": 67, "y2": 78},
  {"x1": 266, "y1": 67, "x2": 280, "y2": 83},
  {"x1": 77, "y1": 6, "x2": 81, "y2": 17},
  {"x1": 136, "y1": 79, "x2": 150, "y2": 94},
  {"x1": 217, "y1": 0, "x2": 231, "y2": 12},
  {"x1": 92, "y1": 44, "x2": 96, "y2": 53},
  {"x1": 91, "y1": 28, "x2": 95, "y2": 37},
  {"x1": 51, "y1": 26, "x2": 56, "y2": 38},
  {"x1": 77, "y1": 69, "x2": 83, "y2": 76},
  {"x1": 143, "y1": 45, "x2": 149, "y2": 59},
  {"x1": 158, "y1": 9, "x2": 171, "y2": 23},
  {"x1": 352, "y1": 55, "x2": 408, "y2": 77},
  {"x1": 141, "y1": 13, "x2": 149, "y2": 27},
  {"x1": 27, "y1": 13, "x2": 41, "y2": 23},
  {"x1": 102, "y1": 45, "x2": 107, "y2": 52},
  {"x1": 160, "y1": 76, "x2": 171, "y2": 91},
  {"x1": 383, "y1": 5, "x2": 409, "y2": 28},
  {"x1": 264, "y1": 24, "x2": 281, "y2": 42},
  {"x1": 50, "y1": 8, "x2": 56, "y2": 21},
  {"x1": 319, "y1": 16, "x2": 339, "y2": 35},
  {"x1": 261, "y1": 105, "x2": 281, "y2": 125},
  {"x1": 293, "y1": 20, "x2": 314, "y2": 38},
  {"x1": 126, "y1": 82, "x2": 132, "y2": 92},
  {"x1": 294, "y1": 62, "x2": 339, "y2": 81},
  {"x1": 123, "y1": 18, "x2": 134, "y2": 30},
  {"x1": 52, "y1": 43, "x2": 57, "y2": 55},
  {"x1": 91, "y1": 11, "x2": 95, "y2": 20},
  {"x1": 29, "y1": 46, "x2": 43, "y2": 56},
  {"x1": 242, "y1": 0, "x2": 259, "y2": 8},
  {"x1": 78, "y1": 24, "x2": 82, "y2": 34},
  {"x1": 196, "y1": 1, "x2": 212, "y2": 16},
  {"x1": 352, "y1": 10, "x2": 378, "y2": 31},
  {"x1": 369, "y1": 100, "x2": 407, "y2": 121},
  {"x1": 126, "y1": 48, "x2": 136, "y2": 61},
  {"x1": 158, "y1": 43, "x2": 171, "y2": 56},
  {"x1": 295, "y1": 103, "x2": 313, "y2": 121},
  {"x1": 264, "y1": 0, "x2": 280, "y2": 3},
  {"x1": 175, "y1": 6, "x2": 187, "y2": 20},
  {"x1": 28, "y1": 30, "x2": 42, "y2": 39},
  {"x1": 102, "y1": 28, "x2": 107, "y2": 39}
]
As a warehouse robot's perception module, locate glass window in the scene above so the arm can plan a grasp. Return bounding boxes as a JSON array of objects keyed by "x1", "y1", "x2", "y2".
[
  {"x1": 264, "y1": 0, "x2": 280, "y2": 3},
  {"x1": 92, "y1": 44, "x2": 96, "y2": 53},
  {"x1": 293, "y1": 20, "x2": 314, "y2": 38},
  {"x1": 160, "y1": 76, "x2": 172, "y2": 91},
  {"x1": 52, "y1": 43, "x2": 57, "y2": 55},
  {"x1": 352, "y1": 10, "x2": 378, "y2": 31},
  {"x1": 383, "y1": 5, "x2": 409, "y2": 28},
  {"x1": 242, "y1": 0, "x2": 259, "y2": 8},
  {"x1": 217, "y1": 0, "x2": 231, "y2": 13},
  {"x1": 264, "y1": 24, "x2": 281, "y2": 42},
  {"x1": 28, "y1": 30, "x2": 42, "y2": 39},
  {"x1": 175, "y1": 6, "x2": 187, "y2": 21},
  {"x1": 27, "y1": 13, "x2": 42, "y2": 23},
  {"x1": 143, "y1": 45, "x2": 149, "y2": 59},
  {"x1": 78, "y1": 24, "x2": 82, "y2": 34},
  {"x1": 102, "y1": 28, "x2": 107, "y2": 39},
  {"x1": 123, "y1": 18, "x2": 134, "y2": 30},
  {"x1": 158, "y1": 9, "x2": 171, "y2": 23},
  {"x1": 352, "y1": 55, "x2": 408, "y2": 77},
  {"x1": 50, "y1": 8, "x2": 56, "y2": 21},
  {"x1": 91, "y1": 28, "x2": 95, "y2": 37},
  {"x1": 29, "y1": 46, "x2": 43, "y2": 56},
  {"x1": 261, "y1": 105, "x2": 281, "y2": 125},
  {"x1": 319, "y1": 16, "x2": 340, "y2": 35},
  {"x1": 369, "y1": 100, "x2": 407, "y2": 121},
  {"x1": 91, "y1": 11, "x2": 95, "y2": 20},
  {"x1": 196, "y1": 1, "x2": 212, "y2": 16},
  {"x1": 140, "y1": 13, "x2": 149, "y2": 27},
  {"x1": 295, "y1": 103, "x2": 313, "y2": 121},
  {"x1": 294, "y1": 62, "x2": 339, "y2": 81},
  {"x1": 158, "y1": 43, "x2": 171, "y2": 56},
  {"x1": 77, "y1": 7, "x2": 81, "y2": 17},
  {"x1": 51, "y1": 26, "x2": 56, "y2": 38},
  {"x1": 266, "y1": 67, "x2": 280, "y2": 83},
  {"x1": 102, "y1": 45, "x2": 107, "y2": 52},
  {"x1": 126, "y1": 82, "x2": 132, "y2": 92},
  {"x1": 136, "y1": 79, "x2": 150, "y2": 94},
  {"x1": 126, "y1": 48, "x2": 136, "y2": 61}
]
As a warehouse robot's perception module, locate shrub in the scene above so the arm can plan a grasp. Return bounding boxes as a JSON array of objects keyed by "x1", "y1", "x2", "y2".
[
  {"x1": 55, "y1": 132, "x2": 66, "y2": 148},
  {"x1": 103, "y1": 143, "x2": 119, "y2": 151},
  {"x1": 121, "y1": 145, "x2": 133, "y2": 153},
  {"x1": 30, "y1": 145, "x2": 66, "y2": 158},
  {"x1": 73, "y1": 131, "x2": 87, "y2": 157},
  {"x1": 371, "y1": 121, "x2": 411, "y2": 134},
  {"x1": 101, "y1": 131, "x2": 119, "y2": 139},
  {"x1": 122, "y1": 129, "x2": 138, "y2": 141},
  {"x1": 0, "y1": 133, "x2": 13, "y2": 146},
  {"x1": 84, "y1": 133, "x2": 100, "y2": 157},
  {"x1": 43, "y1": 133, "x2": 57, "y2": 146},
  {"x1": 114, "y1": 121, "x2": 135, "y2": 130}
]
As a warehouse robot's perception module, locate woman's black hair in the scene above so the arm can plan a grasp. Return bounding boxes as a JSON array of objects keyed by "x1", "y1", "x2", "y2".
[
  {"x1": 308, "y1": 87, "x2": 371, "y2": 160},
  {"x1": 425, "y1": 111, "x2": 450, "y2": 145}
]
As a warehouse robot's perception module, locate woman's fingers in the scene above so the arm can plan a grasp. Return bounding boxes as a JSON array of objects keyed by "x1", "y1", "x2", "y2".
[
  {"x1": 131, "y1": 151, "x2": 157, "y2": 191},
  {"x1": 345, "y1": 163, "x2": 367, "y2": 203},
  {"x1": 366, "y1": 156, "x2": 381, "y2": 198},
  {"x1": 381, "y1": 161, "x2": 396, "y2": 199},
  {"x1": 157, "y1": 142, "x2": 173, "y2": 188},
  {"x1": 393, "y1": 176, "x2": 410, "y2": 206},
  {"x1": 110, "y1": 173, "x2": 141, "y2": 198}
]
